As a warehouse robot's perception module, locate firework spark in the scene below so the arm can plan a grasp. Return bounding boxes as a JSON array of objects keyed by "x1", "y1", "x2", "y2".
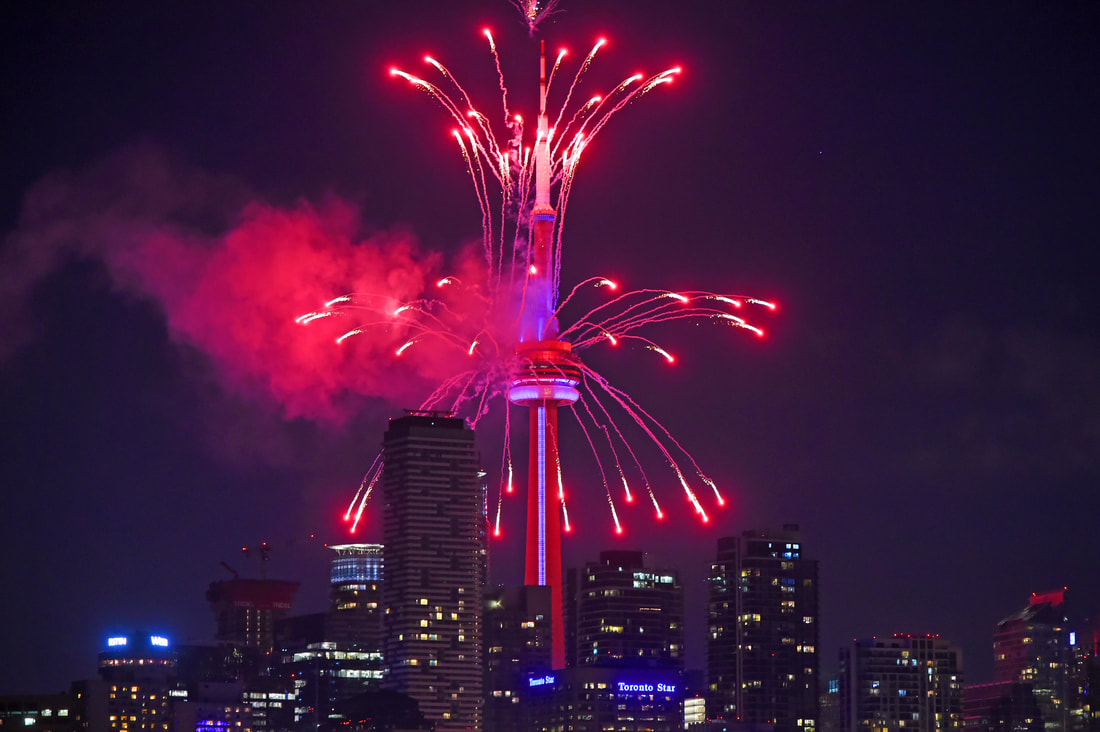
[
  {"x1": 511, "y1": 0, "x2": 561, "y2": 35},
  {"x1": 302, "y1": 29, "x2": 773, "y2": 536}
]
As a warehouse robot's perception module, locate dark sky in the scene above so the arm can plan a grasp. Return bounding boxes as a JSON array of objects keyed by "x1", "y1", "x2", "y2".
[{"x1": 2, "y1": 1, "x2": 1098, "y2": 695}]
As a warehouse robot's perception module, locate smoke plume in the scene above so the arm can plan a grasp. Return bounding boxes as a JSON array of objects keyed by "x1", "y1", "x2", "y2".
[{"x1": 0, "y1": 143, "x2": 443, "y2": 421}]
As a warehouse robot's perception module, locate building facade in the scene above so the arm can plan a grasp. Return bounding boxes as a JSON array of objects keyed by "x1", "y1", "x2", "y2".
[
  {"x1": 206, "y1": 579, "x2": 300, "y2": 654},
  {"x1": 992, "y1": 590, "x2": 1075, "y2": 732},
  {"x1": 484, "y1": 585, "x2": 552, "y2": 732},
  {"x1": 98, "y1": 634, "x2": 179, "y2": 732},
  {"x1": 526, "y1": 667, "x2": 683, "y2": 732},
  {"x1": 381, "y1": 412, "x2": 485, "y2": 732},
  {"x1": 0, "y1": 690, "x2": 88, "y2": 732},
  {"x1": 706, "y1": 525, "x2": 819, "y2": 731},
  {"x1": 327, "y1": 544, "x2": 384, "y2": 650},
  {"x1": 963, "y1": 681, "x2": 1042, "y2": 732},
  {"x1": 566, "y1": 550, "x2": 684, "y2": 670},
  {"x1": 838, "y1": 635, "x2": 964, "y2": 732}
]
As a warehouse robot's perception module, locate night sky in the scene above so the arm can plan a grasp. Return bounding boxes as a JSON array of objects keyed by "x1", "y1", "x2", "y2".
[{"x1": 2, "y1": 1, "x2": 1098, "y2": 695}]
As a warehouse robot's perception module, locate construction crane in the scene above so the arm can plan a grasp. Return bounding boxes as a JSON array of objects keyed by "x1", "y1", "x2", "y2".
[{"x1": 221, "y1": 535, "x2": 318, "y2": 579}]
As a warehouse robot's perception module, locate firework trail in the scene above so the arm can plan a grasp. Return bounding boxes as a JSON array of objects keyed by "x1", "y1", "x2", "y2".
[
  {"x1": 301, "y1": 29, "x2": 773, "y2": 537},
  {"x1": 511, "y1": 0, "x2": 561, "y2": 35}
]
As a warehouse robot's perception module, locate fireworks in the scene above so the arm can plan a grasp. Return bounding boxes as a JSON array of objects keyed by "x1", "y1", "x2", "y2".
[
  {"x1": 510, "y1": 0, "x2": 561, "y2": 35},
  {"x1": 299, "y1": 28, "x2": 773, "y2": 537}
]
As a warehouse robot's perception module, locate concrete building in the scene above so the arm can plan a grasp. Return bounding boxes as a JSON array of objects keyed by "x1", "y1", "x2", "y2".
[
  {"x1": 327, "y1": 544, "x2": 384, "y2": 650},
  {"x1": 566, "y1": 550, "x2": 684, "y2": 670},
  {"x1": 992, "y1": 590, "x2": 1074, "y2": 732},
  {"x1": 838, "y1": 635, "x2": 964, "y2": 732},
  {"x1": 381, "y1": 412, "x2": 485, "y2": 732},
  {"x1": 484, "y1": 585, "x2": 552, "y2": 732},
  {"x1": 0, "y1": 690, "x2": 88, "y2": 732},
  {"x1": 526, "y1": 667, "x2": 683, "y2": 732},
  {"x1": 963, "y1": 681, "x2": 1042, "y2": 732},
  {"x1": 706, "y1": 525, "x2": 819, "y2": 731},
  {"x1": 206, "y1": 579, "x2": 299, "y2": 655},
  {"x1": 97, "y1": 633, "x2": 181, "y2": 732}
]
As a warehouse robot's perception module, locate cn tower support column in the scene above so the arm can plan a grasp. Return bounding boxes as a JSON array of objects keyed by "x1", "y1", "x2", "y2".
[
  {"x1": 526, "y1": 403, "x2": 564, "y2": 667},
  {"x1": 510, "y1": 340, "x2": 579, "y2": 671}
]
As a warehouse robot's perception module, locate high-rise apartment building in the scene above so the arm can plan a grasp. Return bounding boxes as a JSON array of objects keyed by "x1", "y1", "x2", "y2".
[
  {"x1": 706, "y1": 525, "x2": 819, "y2": 731},
  {"x1": 484, "y1": 585, "x2": 552, "y2": 732},
  {"x1": 206, "y1": 578, "x2": 299, "y2": 654},
  {"x1": 838, "y1": 635, "x2": 964, "y2": 732},
  {"x1": 381, "y1": 412, "x2": 485, "y2": 732},
  {"x1": 1080, "y1": 639, "x2": 1100, "y2": 732},
  {"x1": 1067, "y1": 621, "x2": 1100, "y2": 732},
  {"x1": 270, "y1": 544, "x2": 387, "y2": 729},
  {"x1": 565, "y1": 550, "x2": 684, "y2": 670},
  {"x1": 992, "y1": 590, "x2": 1074, "y2": 732},
  {"x1": 963, "y1": 681, "x2": 1042, "y2": 732}
]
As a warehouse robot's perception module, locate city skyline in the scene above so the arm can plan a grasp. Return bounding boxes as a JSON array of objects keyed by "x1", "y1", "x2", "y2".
[{"x1": 2, "y1": 0, "x2": 1098, "y2": 697}]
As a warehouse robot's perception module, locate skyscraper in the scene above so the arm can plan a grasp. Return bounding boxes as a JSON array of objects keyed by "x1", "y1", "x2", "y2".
[
  {"x1": 992, "y1": 590, "x2": 1074, "y2": 732},
  {"x1": 484, "y1": 585, "x2": 552, "y2": 732},
  {"x1": 206, "y1": 578, "x2": 299, "y2": 654},
  {"x1": 381, "y1": 412, "x2": 485, "y2": 732},
  {"x1": 327, "y1": 543, "x2": 384, "y2": 650},
  {"x1": 566, "y1": 550, "x2": 684, "y2": 670},
  {"x1": 270, "y1": 545, "x2": 386, "y2": 732},
  {"x1": 706, "y1": 525, "x2": 819, "y2": 731},
  {"x1": 838, "y1": 635, "x2": 964, "y2": 732}
]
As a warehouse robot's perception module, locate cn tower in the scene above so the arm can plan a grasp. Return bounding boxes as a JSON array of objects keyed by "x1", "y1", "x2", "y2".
[{"x1": 506, "y1": 40, "x2": 579, "y2": 670}]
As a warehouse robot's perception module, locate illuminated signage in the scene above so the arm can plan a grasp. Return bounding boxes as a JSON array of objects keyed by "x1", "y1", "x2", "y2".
[
  {"x1": 1070, "y1": 632, "x2": 1076, "y2": 647},
  {"x1": 150, "y1": 635, "x2": 169, "y2": 647},
  {"x1": 107, "y1": 637, "x2": 128, "y2": 647},
  {"x1": 528, "y1": 674, "x2": 556, "y2": 687},
  {"x1": 617, "y1": 681, "x2": 677, "y2": 694}
]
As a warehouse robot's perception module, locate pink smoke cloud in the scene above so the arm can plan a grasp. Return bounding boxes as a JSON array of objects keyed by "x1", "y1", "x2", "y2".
[{"x1": 1, "y1": 143, "x2": 447, "y2": 422}]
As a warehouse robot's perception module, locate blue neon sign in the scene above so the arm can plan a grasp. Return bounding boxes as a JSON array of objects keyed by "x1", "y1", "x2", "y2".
[{"x1": 617, "y1": 681, "x2": 677, "y2": 694}]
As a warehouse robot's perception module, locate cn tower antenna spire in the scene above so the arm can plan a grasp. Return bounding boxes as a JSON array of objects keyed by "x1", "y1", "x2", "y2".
[
  {"x1": 539, "y1": 39, "x2": 547, "y2": 115},
  {"x1": 535, "y1": 39, "x2": 552, "y2": 210}
]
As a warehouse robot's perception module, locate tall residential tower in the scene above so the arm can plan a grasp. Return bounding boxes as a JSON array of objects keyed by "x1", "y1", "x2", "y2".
[
  {"x1": 566, "y1": 550, "x2": 684, "y2": 670},
  {"x1": 992, "y1": 590, "x2": 1075, "y2": 732},
  {"x1": 707, "y1": 525, "x2": 819, "y2": 731},
  {"x1": 382, "y1": 412, "x2": 485, "y2": 732},
  {"x1": 839, "y1": 635, "x2": 964, "y2": 732}
]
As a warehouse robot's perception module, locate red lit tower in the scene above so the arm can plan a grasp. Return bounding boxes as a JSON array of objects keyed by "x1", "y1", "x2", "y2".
[{"x1": 506, "y1": 41, "x2": 579, "y2": 670}]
